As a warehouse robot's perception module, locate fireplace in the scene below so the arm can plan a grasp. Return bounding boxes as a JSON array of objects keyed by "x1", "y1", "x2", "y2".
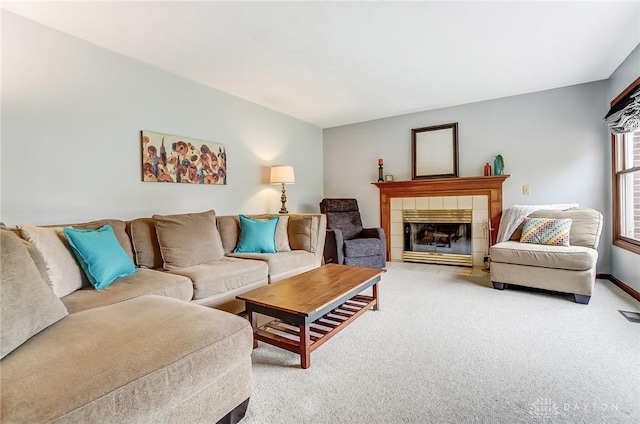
[
  {"x1": 403, "y1": 209, "x2": 473, "y2": 266},
  {"x1": 373, "y1": 175, "x2": 510, "y2": 267}
]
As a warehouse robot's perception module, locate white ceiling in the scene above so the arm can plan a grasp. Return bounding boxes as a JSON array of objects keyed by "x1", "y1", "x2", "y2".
[{"x1": 3, "y1": 1, "x2": 639, "y2": 128}]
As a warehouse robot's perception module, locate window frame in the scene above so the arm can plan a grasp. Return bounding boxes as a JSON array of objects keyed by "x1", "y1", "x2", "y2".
[{"x1": 611, "y1": 77, "x2": 640, "y2": 255}]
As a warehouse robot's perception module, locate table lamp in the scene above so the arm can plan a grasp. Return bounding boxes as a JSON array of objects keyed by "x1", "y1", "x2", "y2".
[{"x1": 270, "y1": 166, "x2": 295, "y2": 214}]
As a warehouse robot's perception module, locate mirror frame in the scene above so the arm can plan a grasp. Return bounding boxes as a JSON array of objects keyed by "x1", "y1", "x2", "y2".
[{"x1": 411, "y1": 122, "x2": 459, "y2": 179}]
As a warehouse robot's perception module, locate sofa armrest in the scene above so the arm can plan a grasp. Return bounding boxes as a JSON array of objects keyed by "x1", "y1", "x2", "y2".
[
  {"x1": 314, "y1": 214, "x2": 327, "y2": 267},
  {"x1": 323, "y1": 229, "x2": 345, "y2": 265}
]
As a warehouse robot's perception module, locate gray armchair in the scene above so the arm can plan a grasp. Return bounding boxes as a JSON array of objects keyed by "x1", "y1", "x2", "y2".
[{"x1": 319, "y1": 198, "x2": 386, "y2": 268}]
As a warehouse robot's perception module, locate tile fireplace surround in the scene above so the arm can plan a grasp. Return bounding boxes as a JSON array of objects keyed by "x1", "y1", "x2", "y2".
[{"x1": 373, "y1": 176, "x2": 510, "y2": 267}]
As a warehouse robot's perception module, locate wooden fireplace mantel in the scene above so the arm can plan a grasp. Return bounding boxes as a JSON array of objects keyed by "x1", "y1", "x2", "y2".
[{"x1": 372, "y1": 175, "x2": 510, "y2": 260}]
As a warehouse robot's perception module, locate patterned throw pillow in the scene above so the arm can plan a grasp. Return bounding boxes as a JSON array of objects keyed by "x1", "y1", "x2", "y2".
[{"x1": 520, "y1": 217, "x2": 572, "y2": 246}]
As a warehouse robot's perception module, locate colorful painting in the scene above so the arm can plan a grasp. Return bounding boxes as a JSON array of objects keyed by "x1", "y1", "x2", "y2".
[{"x1": 141, "y1": 130, "x2": 227, "y2": 185}]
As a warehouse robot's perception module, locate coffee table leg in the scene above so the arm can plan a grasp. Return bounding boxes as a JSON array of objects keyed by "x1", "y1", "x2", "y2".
[
  {"x1": 299, "y1": 324, "x2": 311, "y2": 369},
  {"x1": 373, "y1": 282, "x2": 379, "y2": 311},
  {"x1": 248, "y1": 308, "x2": 258, "y2": 349}
]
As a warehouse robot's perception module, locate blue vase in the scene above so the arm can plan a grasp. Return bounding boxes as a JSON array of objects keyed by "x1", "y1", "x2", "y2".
[{"x1": 494, "y1": 155, "x2": 504, "y2": 176}]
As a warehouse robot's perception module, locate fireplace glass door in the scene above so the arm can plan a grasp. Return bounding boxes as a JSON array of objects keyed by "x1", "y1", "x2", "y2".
[{"x1": 404, "y1": 222, "x2": 472, "y2": 255}]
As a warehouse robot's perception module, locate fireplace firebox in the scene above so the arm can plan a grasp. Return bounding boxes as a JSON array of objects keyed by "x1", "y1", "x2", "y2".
[{"x1": 402, "y1": 209, "x2": 473, "y2": 266}]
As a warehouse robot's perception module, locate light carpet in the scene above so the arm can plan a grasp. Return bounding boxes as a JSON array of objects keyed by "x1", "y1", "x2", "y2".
[{"x1": 242, "y1": 263, "x2": 639, "y2": 424}]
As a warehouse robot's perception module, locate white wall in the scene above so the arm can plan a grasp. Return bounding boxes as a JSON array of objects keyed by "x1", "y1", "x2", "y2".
[
  {"x1": 1, "y1": 12, "x2": 323, "y2": 225},
  {"x1": 607, "y1": 43, "x2": 640, "y2": 292},
  {"x1": 324, "y1": 82, "x2": 612, "y2": 272}
]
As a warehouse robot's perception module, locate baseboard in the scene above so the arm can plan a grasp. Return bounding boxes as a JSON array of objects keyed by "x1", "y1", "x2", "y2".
[{"x1": 597, "y1": 273, "x2": 640, "y2": 302}]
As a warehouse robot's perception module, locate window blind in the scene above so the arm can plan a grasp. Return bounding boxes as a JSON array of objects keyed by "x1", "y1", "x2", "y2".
[{"x1": 604, "y1": 85, "x2": 640, "y2": 134}]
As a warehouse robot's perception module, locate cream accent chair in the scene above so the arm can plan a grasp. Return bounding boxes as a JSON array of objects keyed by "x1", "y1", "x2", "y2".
[{"x1": 490, "y1": 208, "x2": 603, "y2": 304}]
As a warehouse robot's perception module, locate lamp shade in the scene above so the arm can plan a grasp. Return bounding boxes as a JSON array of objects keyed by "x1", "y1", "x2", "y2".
[{"x1": 270, "y1": 166, "x2": 295, "y2": 184}]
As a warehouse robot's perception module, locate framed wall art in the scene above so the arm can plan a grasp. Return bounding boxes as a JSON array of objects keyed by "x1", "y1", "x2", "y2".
[
  {"x1": 411, "y1": 122, "x2": 459, "y2": 179},
  {"x1": 141, "y1": 130, "x2": 227, "y2": 185}
]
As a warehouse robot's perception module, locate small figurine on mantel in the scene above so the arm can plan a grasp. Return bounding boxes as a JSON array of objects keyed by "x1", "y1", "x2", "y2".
[
  {"x1": 377, "y1": 158, "x2": 384, "y2": 182},
  {"x1": 494, "y1": 154, "x2": 504, "y2": 176},
  {"x1": 483, "y1": 162, "x2": 492, "y2": 176}
]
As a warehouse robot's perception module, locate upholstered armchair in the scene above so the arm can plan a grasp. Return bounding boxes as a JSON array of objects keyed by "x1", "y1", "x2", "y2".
[
  {"x1": 319, "y1": 198, "x2": 386, "y2": 268},
  {"x1": 490, "y1": 208, "x2": 603, "y2": 304}
]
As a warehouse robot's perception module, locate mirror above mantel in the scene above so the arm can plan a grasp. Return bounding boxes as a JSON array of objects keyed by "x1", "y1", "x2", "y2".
[{"x1": 411, "y1": 122, "x2": 459, "y2": 179}]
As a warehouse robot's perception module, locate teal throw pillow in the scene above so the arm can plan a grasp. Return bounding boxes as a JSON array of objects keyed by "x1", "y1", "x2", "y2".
[
  {"x1": 63, "y1": 225, "x2": 136, "y2": 290},
  {"x1": 234, "y1": 215, "x2": 279, "y2": 254}
]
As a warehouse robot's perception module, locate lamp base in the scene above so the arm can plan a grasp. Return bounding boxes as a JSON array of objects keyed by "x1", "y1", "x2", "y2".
[{"x1": 279, "y1": 183, "x2": 289, "y2": 214}]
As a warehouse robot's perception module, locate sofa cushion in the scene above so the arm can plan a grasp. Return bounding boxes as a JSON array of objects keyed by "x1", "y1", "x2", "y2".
[
  {"x1": 168, "y1": 257, "x2": 268, "y2": 300},
  {"x1": 128, "y1": 217, "x2": 163, "y2": 269},
  {"x1": 509, "y1": 208, "x2": 603, "y2": 249},
  {"x1": 344, "y1": 238, "x2": 385, "y2": 257},
  {"x1": 60, "y1": 269, "x2": 193, "y2": 314},
  {"x1": 19, "y1": 225, "x2": 87, "y2": 297},
  {"x1": 528, "y1": 209, "x2": 603, "y2": 249},
  {"x1": 153, "y1": 210, "x2": 224, "y2": 270},
  {"x1": 63, "y1": 225, "x2": 137, "y2": 290},
  {"x1": 217, "y1": 216, "x2": 240, "y2": 253},
  {"x1": 275, "y1": 216, "x2": 291, "y2": 251},
  {"x1": 20, "y1": 237, "x2": 51, "y2": 285},
  {"x1": 520, "y1": 217, "x2": 572, "y2": 247},
  {"x1": 490, "y1": 241, "x2": 597, "y2": 271},
  {"x1": 234, "y1": 215, "x2": 279, "y2": 253},
  {"x1": 0, "y1": 230, "x2": 68, "y2": 359},
  {"x1": 288, "y1": 215, "x2": 320, "y2": 253},
  {"x1": 218, "y1": 215, "x2": 291, "y2": 253},
  {"x1": 227, "y1": 250, "x2": 315, "y2": 278},
  {"x1": 0, "y1": 295, "x2": 252, "y2": 423}
]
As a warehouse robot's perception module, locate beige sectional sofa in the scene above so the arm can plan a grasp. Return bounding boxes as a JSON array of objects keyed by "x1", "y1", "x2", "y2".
[
  {"x1": 490, "y1": 208, "x2": 603, "y2": 304},
  {"x1": 1, "y1": 211, "x2": 326, "y2": 423},
  {"x1": 55, "y1": 212, "x2": 325, "y2": 314}
]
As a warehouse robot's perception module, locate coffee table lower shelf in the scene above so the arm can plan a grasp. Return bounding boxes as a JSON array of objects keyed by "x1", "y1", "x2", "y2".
[{"x1": 253, "y1": 294, "x2": 376, "y2": 367}]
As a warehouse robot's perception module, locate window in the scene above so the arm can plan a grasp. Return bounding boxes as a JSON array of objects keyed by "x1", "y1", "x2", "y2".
[
  {"x1": 613, "y1": 131, "x2": 640, "y2": 251},
  {"x1": 610, "y1": 78, "x2": 640, "y2": 254}
]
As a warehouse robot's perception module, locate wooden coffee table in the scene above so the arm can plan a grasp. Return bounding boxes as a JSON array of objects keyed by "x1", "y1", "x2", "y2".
[{"x1": 236, "y1": 263, "x2": 384, "y2": 369}]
